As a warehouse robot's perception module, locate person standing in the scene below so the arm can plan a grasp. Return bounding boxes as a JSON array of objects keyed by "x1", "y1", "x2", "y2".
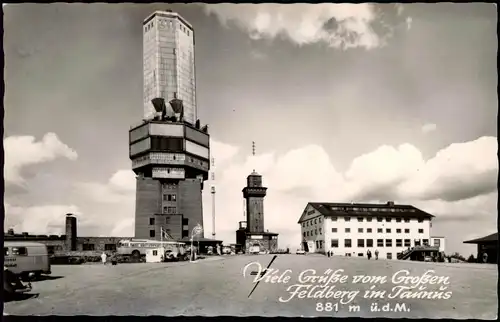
[
  {"x1": 101, "y1": 252, "x2": 107, "y2": 265},
  {"x1": 483, "y1": 252, "x2": 489, "y2": 263},
  {"x1": 374, "y1": 249, "x2": 379, "y2": 260},
  {"x1": 367, "y1": 250, "x2": 372, "y2": 260}
]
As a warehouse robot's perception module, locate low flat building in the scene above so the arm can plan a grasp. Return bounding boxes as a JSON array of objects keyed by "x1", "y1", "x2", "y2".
[
  {"x1": 464, "y1": 232, "x2": 498, "y2": 263},
  {"x1": 298, "y1": 201, "x2": 442, "y2": 260},
  {"x1": 4, "y1": 214, "x2": 130, "y2": 255}
]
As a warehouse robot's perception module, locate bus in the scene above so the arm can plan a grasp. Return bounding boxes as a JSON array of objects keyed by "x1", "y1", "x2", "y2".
[{"x1": 116, "y1": 239, "x2": 185, "y2": 259}]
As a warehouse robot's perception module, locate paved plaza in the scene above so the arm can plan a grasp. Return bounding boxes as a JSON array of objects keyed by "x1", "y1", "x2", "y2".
[{"x1": 4, "y1": 254, "x2": 497, "y2": 318}]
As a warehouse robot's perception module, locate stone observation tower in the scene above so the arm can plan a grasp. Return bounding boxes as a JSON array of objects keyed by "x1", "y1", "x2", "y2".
[
  {"x1": 130, "y1": 10, "x2": 210, "y2": 241},
  {"x1": 236, "y1": 142, "x2": 278, "y2": 253}
]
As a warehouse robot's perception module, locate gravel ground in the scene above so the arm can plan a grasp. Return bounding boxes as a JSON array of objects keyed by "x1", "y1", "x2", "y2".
[{"x1": 3, "y1": 254, "x2": 497, "y2": 318}]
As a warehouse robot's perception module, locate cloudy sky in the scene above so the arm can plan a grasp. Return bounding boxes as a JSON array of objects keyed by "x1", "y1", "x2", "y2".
[{"x1": 3, "y1": 3, "x2": 497, "y2": 255}]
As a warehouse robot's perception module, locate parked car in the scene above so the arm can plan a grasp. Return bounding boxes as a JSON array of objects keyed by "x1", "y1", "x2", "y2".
[{"x1": 296, "y1": 249, "x2": 306, "y2": 255}]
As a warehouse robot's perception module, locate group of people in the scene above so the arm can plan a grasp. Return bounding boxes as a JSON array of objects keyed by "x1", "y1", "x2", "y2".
[
  {"x1": 326, "y1": 249, "x2": 379, "y2": 260},
  {"x1": 366, "y1": 249, "x2": 379, "y2": 260},
  {"x1": 101, "y1": 252, "x2": 118, "y2": 265}
]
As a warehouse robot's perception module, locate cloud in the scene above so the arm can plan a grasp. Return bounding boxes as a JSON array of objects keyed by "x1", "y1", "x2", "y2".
[
  {"x1": 200, "y1": 135, "x2": 497, "y2": 253},
  {"x1": 5, "y1": 136, "x2": 496, "y2": 254},
  {"x1": 4, "y1": 132, "x2": 78, "y2": 186},
  {"x1": 73, "y1": 169, "x2": 136, "y2": 204},
  {"x1": 249, "y1": 49, "x2": 267, "y2": 60},
  {"x1": 421, "y1": 123, "x2": 437, "y2": 134},
  {"x1": 4, "y1": 203, "x2": 82, "y2": 235},
  {"x1": 204, "y1": 4, "x2": 408, "y2": 50}
]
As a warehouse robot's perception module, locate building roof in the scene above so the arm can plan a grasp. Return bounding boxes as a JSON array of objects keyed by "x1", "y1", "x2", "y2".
[
  {"x1": 298, "y1": 201, "x2": 434, "y2": 223},
  {"x1": 4, "y1": 241, "x2": 52, "y2": 247},
  {"x1": 463, "y1": 232, "x2": 498, "y2": 244},
  {"x1": 178, "y1": 237, "x2": 223, "y2": 243},
  {"x1": 246, "y1": 231, "x2": 279, "y2": 236}
]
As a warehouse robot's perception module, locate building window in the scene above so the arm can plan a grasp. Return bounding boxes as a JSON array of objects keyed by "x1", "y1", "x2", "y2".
[
  {"x1": 302, "y1": 223, "x2": 305, "y2": 227},
  {"x1": 357, "y1": 239, "x2": 364, "y2": 247},
  {"x1": 344, "y1": 239, "x2": 352, "y2": 248},
  {"x1": 166, "y1": 216, "x2": 171, "y2": 224},
  {"x1": 423, "y1": 239, "x2": 429, "y2": 245},
  {"x1": 314, "y1": 219, "x2": 317, "y2": 224},
  {"x1": 404, "y1": 218, "x2": 410, "y2": 223},
  {"x1": 385, "y1": 239, "x2": 392, "y2": 247},
  {"x1": 418, "y1": 229, "x2": 424, "y2": 234},
  {"x1": 415, "y1": 240, "x2": 421, "y2": 246},
  {"x1": 377, "y1": 239, "x2": 384, "y2": 247},
  {"x1": 150, "y1": 230, "x2": 155, "y2": 238},
  {"x1": 358, "y1": 228, "x2": 363, "y2": 233},
  {"x1": 12, "y1": 247, "x2": 28, "y2": 256},
  {"x1": 357, "y1": 217, "x2": 363, "y2": 222},
  {"x1": 82, "y1": 244, "x2": 95, "y2": 251},
  {"x1": 344, "y1": 217, "x2": 351, "y2": 222},
  {"x1": 405, "y1": 229, "x2": 410, "y2": 233},
  {"x1": 319, "y1": 228, "x2": 322, "y2": 235},
  {"x1": 315, "y1": 229, "x2": 318, "y2": 235},
  {"x1": 345, "y1": 228, "x2": 351, "y2": 233},
  {"x1": 150, "y1": 218, "x2": 155, "y2": 225},
  {"x1": 366, "y1": 217, "x2": 372, "y2": 222},
  {"x1": 396, "y1": 229, "x2": 401, "y2": 233},
  {"x1": 165, "y1": 207, "x2": 176, "y2": 214},
  {"x1": 396, "y1": 218, "x2": 402, "y2": 222},
  {"x1": 105, "y1": 244, "x2": 117, "y2": 251},
  {"x1": 331, "y1": 217, "x2": 337, "y2": 221},
  {"x1": 319, "y1": 217, "x2": 322, "y2": 223},
  {"x1": 306, "y1": 231, "x2": 309, "y2": 237},
  {"x1": 358, "y1": 253, "x2": 364, "y2": 257},
  {"x1": 404, "y1": 239, "x2": 411, "y2": 247},
  {"x1": 387, "y1": 253, "x2": 392, "y2": 260},
  {"x1": 386, "y1": 228, "x2": 391, "y2": 233},
  {"x1": 331, "y1": 228, "x2": 337, "y2": 233},
  {"x1": 367, "y1": 228, "x2": 372, "y2": 233},
  {"x1": 377, "y1": 228, "x2": 383, "y2": 233},
  {"x1": 367, "y1": 239, "x2": 373, "y2": 247},
  {"x1": 434, "y1": 239, "x2": 441, "y2": 247},
  {"x1": 182, "y1": 218, "x2": 188, "y2": 225},
  {"x1": 385, "y1": 218, "x2": 391, "y2": 222},
  {"x1": 396, "y1": 239, "x2": 402, "y2": 247},
  {"x1": 377, "y1": 217, "x2": 383, "y2": 222},
  {"x1": 331, "y1": 239, "x2": 339, "y2": 248},
  {"x1": 418, "y1": 219, "x2": 424, "y2": 223},
  {"x1": 182, "y1": 230, "x2": 188, "y2": 238},
  {"x1": 303, "y1": 232, "x2": 306, "y2": 237}
]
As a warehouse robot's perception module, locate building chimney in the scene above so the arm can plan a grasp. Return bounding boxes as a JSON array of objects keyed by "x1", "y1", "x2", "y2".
[
  {"x1": 7, "y1": 228, "x2": 14, "y2": 235},
  {"x1": 387, "y1": 201, "x2": 395, "y2": 207},
  {"x1": 65, "y1": 214, "x2": 78, "y2": 251}
]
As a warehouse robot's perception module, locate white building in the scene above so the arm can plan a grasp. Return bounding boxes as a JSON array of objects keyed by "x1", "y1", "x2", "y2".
[
  {"x1": 143, "y1": 10, "x2": 197, "y2": 124},
  {"x1": 298, "y1": 201, "x2": 443, "y2": 260}
]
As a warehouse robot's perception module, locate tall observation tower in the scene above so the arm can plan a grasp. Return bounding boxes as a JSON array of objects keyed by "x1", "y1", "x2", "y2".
[
  {"x1": 236, "y1": 142, "x2": 279, "y2": 253},
  {"x1": 129, "y1": 10, "x2": 210, "y2": 241}
]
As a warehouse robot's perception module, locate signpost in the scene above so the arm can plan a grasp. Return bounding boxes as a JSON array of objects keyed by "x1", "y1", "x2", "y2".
[{"x1": 190, "y1": 224, "x2": 203, "y2": 262}]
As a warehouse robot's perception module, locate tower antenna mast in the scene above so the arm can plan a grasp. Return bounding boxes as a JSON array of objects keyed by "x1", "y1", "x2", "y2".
[
  {"x1": 252, "y1": 141, "x2": 256, "y2": 172},
  {"x1": 211, "y1": 157, "x2": 216, "y2": 240}
]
